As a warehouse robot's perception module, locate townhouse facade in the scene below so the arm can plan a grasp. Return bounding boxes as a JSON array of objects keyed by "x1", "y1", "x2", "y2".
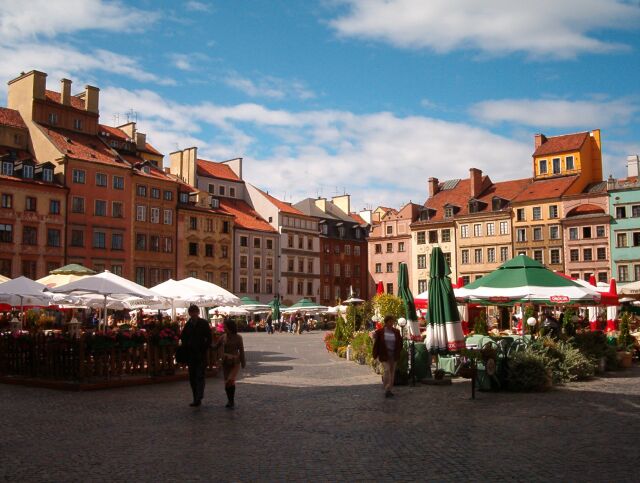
[{"x1": 294, "y1": 195, "x2": 369, "y2": 305}]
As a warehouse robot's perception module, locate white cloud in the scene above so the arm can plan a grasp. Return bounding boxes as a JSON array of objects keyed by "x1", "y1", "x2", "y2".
[
  {"x1": 471, "y1": 98, "x2": 638, "y2": 128},
  {"x1": 223, "y1": 72, "x2": 316, "y2": 101},
  {"x1": 330, "y1": 0, "x2": 640, "y2": 58},
  {"x1": 100, "y1": 86, "x2": 533, "y2": 208},
  {"x1": 185, "y1": 1, "x2": 213, "y2": 13},
  {"x1": 0, "y1": 0, "x2": 168, "y2": 90}
]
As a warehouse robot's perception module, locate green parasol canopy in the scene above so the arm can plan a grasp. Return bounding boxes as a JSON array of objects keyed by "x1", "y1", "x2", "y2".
[
  {"x1": 397, "y1": 263, "x2": 417, "y2": 322},
  {"x1": 426, "y1": 247, "x2": 465, "y2": 353},
  {"x1": 270, "y1": 296, "x2": 281, "y2": 320},
  {"x1": 282, "y1": 298, "x2": 328, "y2": 313},
  {"x1": 49, "y1": 264, "x2": 96, "y2": 276},
  {"x1": 456, "y1": 255, "x2": 600, "y2": 305}
]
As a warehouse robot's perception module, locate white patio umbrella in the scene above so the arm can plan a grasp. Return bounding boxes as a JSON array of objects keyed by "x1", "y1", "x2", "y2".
[
  {"x1": 179, "y1": 277, "x2": 240, "y2": 306},
  {"x1": 0, "y1": 276, "x2": 54, "y2": 325},
  {"x1": 0, "y1": 274, "x2": 9, "y2": 283},
  {"x1": 50, "y1": 271, "x2": 167, "y2": 330},
  {"x1": 210, "y1": 306, "x2": 249, "y2": 316},
  {"x1": 151, "y1": 279, "x2": 220, "y2": 321}
]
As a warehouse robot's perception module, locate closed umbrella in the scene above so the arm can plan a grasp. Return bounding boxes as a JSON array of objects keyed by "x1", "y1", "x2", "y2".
[
  {"x1": 271, "y1": 296, "x2": 281, "y2": 322},
  {"x1": 397, "y1": 263, "x2": 419, "y2": 336},
  {"x1": 376, "y1": 281, "x2": 384, "y2": 295},
  {"x1": 426, "y1": 247, "x2": 465, "y2": 353}
]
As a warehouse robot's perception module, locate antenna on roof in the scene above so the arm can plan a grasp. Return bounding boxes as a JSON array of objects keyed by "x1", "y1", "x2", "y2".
[{"x1": 113, "y1": 114, "x2": 119, "y2": 125}]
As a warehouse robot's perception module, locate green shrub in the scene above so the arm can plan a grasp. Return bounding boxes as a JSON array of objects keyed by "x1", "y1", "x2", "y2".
[
  {"x1": 572, "y1": 331, "x2": 614, "y2": 369},
  {"x1": 618, "y1": 312, "x2": 635, "y2": 351},
  {"x1": 350, "y1": 331, "x2": 373, "y2": 365},
  {"x1": 562, "y1": 307, "x2": 577, "y2": 337},
  {"x1": 557, "y1": 341, "x2": 594, "y2": 381},
  {"x1": 530, "y1": 337, "x2": 566, "y2": 384},
  {"x1": 473, "y1": 310, "x2": 488, "y2": 335},
  {"x1": 507, "y1": 350, "x2": 552, "y2": 392},
  {"x1": 334, "y1": 314, "x2": 348, "y2": 343},
  {"x1": 345, "y1": 305, "x2": 357, "y2": 340}
]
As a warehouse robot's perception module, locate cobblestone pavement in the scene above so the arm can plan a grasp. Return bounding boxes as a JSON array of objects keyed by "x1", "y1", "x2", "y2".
[{"x1": 2, "y1": 331, "x2": 639, "y2": 482}]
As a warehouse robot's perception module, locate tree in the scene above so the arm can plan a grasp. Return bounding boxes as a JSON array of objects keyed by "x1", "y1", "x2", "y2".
[{"x1": 373, "y1": 293, "x2": 404, "y2": 321}]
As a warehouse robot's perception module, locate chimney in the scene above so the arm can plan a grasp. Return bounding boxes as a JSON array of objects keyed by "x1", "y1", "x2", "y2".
[
  {"x1": 428, "y1": 177, "x2": 439, "y2": 198},
  {"x1": 223, "y1": 157, "x2": 243, "y2": 180},
  {"x1": 135, "y1": 132, "x2": 146, "y2": 150},
  {"x1": 169, "y1": 147, "x2": 198, "y2": 187},
  {"x1": 84, "y1": 85, "x2": 99, "y2": 113},
  {"x1": 163, "y1": 167, "x2": 170, "y2": 174},
  {"x1": 332, "y1": 194, "x2": 350, "y2": 215},
  {"x1": 534, "y1": 133, "x2": 547, "y2": 150},
  {"x1": 7, "y1": 70, "x2": 47, "y2": 116},
  {"x1": 607, "y1": 174, "x2": 616, "y2": 190},
  {"x1": 314, "y1": 197, "x2": 327, "y2": 213},
  {"x1": 627, "y1": 154, "x2": 639, "y2": 178},
  {"x1": 60, "y1": 78, "x2": 71, "y2": 105},
  {"x1": 469, "y1": 168, "x2": 483, "y2": 198},
  {"x1": 358, "y1": 209, "x2": 372, "y2": 225}
]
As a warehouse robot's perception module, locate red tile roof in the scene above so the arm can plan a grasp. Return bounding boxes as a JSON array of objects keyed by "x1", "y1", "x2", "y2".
[
  {"x1": 349, "y1": 213, "x2": 367, "y2": 225},
  {"x1": 119, "y1": 154, "x2": 172, "y2": 181},
  {"x1": 219, "y1": 198, "x2": 276, "y2": 232},
  {"x1": 258, "y1": 188, "x2": 306, "y2": 215},
  {"x1": 39, "y1": 125, "x2": 126, "y2": 167},
  {"x1": 512, "y1": 175, "x2": 578, "y2": 203},
  {"x1": 98, "y1": 124, "x2": 129, "y2": 141},
  {"x1": 0, "y1": 146, "x2": 33, "y2": 161},
  {"x1": 142, "y1": 142, "x2": 163, "y2": 156},
  {"x1": 0, "y1": 107, "x2": 27, "y2": 129},
  {"x1": 44, "y1": 90, "x2": 86, "y2": 111},
  {"x1": 196, "y1": 159, "x2": 241, "y2": 181},
  {"x1": 566, "y1": 203, "x2": 606, "y2": 216},
  {"x1": 534, "y1": 132, "x2": 588, "y2": 157}
]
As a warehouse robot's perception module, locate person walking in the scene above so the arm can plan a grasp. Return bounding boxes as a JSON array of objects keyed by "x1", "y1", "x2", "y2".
[
  {"x1": 180, "y1": 305, "x2": 212, "y2": 407},
  {"x1": 266, "y1": 314, "x2": 273, "y2": 334},
  {"x1": 220, "y1": 319, "x2": 246, "y2": 409},
  {"x1": 372, "y1": 315, "x2": 402, "y2": 398}
]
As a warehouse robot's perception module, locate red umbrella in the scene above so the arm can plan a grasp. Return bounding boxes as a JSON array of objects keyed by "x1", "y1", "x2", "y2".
[{"x1": 376, "y1": 280, "x2": 384, "y2": 295}]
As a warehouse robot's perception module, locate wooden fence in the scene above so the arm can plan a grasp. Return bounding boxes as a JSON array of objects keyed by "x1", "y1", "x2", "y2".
[{"x1": 0, "y1": 333, "x2": 220, "y2": 383}]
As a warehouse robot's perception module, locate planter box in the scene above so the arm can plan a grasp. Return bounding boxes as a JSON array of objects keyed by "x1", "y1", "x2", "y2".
[{"x1": 617, "y1": 351, "x2": 633, "y2": 369}]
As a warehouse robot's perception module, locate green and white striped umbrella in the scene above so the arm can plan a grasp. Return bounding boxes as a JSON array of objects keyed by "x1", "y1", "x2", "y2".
[
  {"x1": 455, "y1": 255, "x2": 601, "y2": 306},
  {"x1": 397, "y1": 262, "x2": 417, "y2": 322},
  {"x1": 270, "y1": 296, "x2": 281, "y2": 321},
  {"x1": 426, "y1": 247, "x2": 465, "y2": 353}
]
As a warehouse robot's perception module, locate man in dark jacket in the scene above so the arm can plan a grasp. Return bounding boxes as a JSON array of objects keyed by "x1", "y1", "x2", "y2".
[
  {"x1": 372, "y1": 315, "x2": 403, "y2": 397},
  {"x1": 180, "y1": 305, "x2": 212, "y2": 407}
]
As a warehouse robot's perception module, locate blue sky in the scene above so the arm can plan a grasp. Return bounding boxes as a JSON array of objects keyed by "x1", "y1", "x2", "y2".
[{"x1": 0, "y1": 0, "x2": 639, "y2": 210}]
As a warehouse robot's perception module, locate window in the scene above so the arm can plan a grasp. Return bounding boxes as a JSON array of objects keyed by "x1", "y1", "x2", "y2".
[
  {"x1": 386, "y1": 283, "x2": 393, "y2": 294},
  {"x1": 486, "y1": 223, "x2": 495, "y2": 236},
  {"x1": 582, "y1": 227, "x2": 592, "y2": 239},
  {"x1": 42, "y1": 168, "x2": 53, "y2": 182},
  {"x1": 48, "y1": 112, "x2": 58, "y2": 125},
  {"x1": 220, "y1": 245, "x2": 228, "y2": 258},
  {"x1": 549, "y1": 225, "x2": 560, "y2": 240},
  {"x1": 136, "y1": 205, "x2": 146, "y2": 222},
  {"x1": 398, "y1": 242, "x2": 405, "y2": 252},
  {"x1": 298, "y1": 236, "x2": 304, "y2": 250},
  {"x1": 251, "y1": 237, "x2": 261, "y2": 249},
  {"x1": 73, "y1": 118, "x2": 83, "y2": 130},
  {"x1": 1, "y1": 161, "x2": 13, "y2": 176},
  {"x1": 91, "y1": 199, "x2": 107, "y2": 217},
  {"x1": 25, "y1": 197, "x2": 36, "y2": 212},
  {"x1": 230, "y1": 187, "x2": 236, "y2": 197},
  {"x1": 2, "y1": 194, "x2": 13, "y2": 209},
  {"x1": 266, "y1": 257, "x2": 273, "y2": 270},
  {"x1": 375, "y1": 263, "x2": 382, "y2": 273},
  {"x1": 222, "y1": 221, "x2": 230, "y2": 233},
  {"x1": 240, "y1": 255, "x2": 248, "y2": 269},
  {"x1": 188, "y1": 242, "x2": 198, "y2": 256},
  {"x1": 386, "y1": 242, "x2": 393, "y2": 253},
  {"x1": 137, "y1": 185, "x2": 147, "y2": 197},
  {"x1": 308, "y1": 259, "x2": 314, "y2": 273},
  {"x1": 113, "y1": 176, "x2": 124, "y2": 190},
  {"x1": 461, "y1": 276, "x2": 470, "y2": 286},
  {"x1": 265, "y1": 279, "x2": 273, "y2": 294},
  {"x1": 444, "y1": 206, "x2": 454, "y2": 219},
  {"x1": 516, "y1": 228, "x2": 527, "y2": 242},
  {"x1": 96, "y1": 173, "x2": 107, "y2": 187},
  {"x1": 487, "y1": 247, "x2": 496, "y2": 263},
  {"x1": 135, "y1": 234, "x2": 146, "y2": 250},
  {"x1": 19, "y1": 225, "x2": 38, "y2": 247},
  {"x1": 428, "y1": 230, "x2": 438, "y2": 243},
  {"x1": 112, "y1": 233, "x2": 123, "y2": 250},
  {"x1": 418, "y1": 279, "x2": 427, "y2": 293},
  {"x1": 0, "y1": 223, "x2": 13, "y2": 243},
  {"x1": 386, "y1": 262, "x2": 393, "y2": 273},
  {"x1": 565, "y1": 155, "x2": 574, "y2": 170},
  {"x1": 240, "y1": 236, "x2": 248, "y2": 247},
  {"x1": 596, "y1": 225, "x2": 605, "y2": 238},
  {"x1": 22, "y1": 164, "x2": 34, "y2": 179},
  {"x1": 598, "y1": 272, "x2": 608, "y2": 283},
  {"x1": 533, "y1": 250, "x2": 543, "y2": 263},
  {"x1": 93, "y1": 231, "x2": 106, "y2": 249},
  {"x1": 134, "y1": 267, "x2": 145, "y2": 286},
  {"x1": 549, "y1": 205, "x2": 558, "y2": 219},
  {"x1": 334, "y1": 263, "x2": 341, "y2": 276},
  {"x1": 532, "y1": 207, "x2": 541, "y2": 221},
  {"x1": 189, "y1": 217, "x2": 198, "y2": 230},
  {"x1": 70, "y1": 229, "x2": 83, "y2": 247},
  {"x1": 474, "y1": 249, "x2": 482, "y2": 264},
  {"x1": 71, "y1": 197, "x2": 85, "y2": 213},
  {"x1": 583, "y1": 248, "x2": 593, "y2": 262},
  {"x1": 297, "y1": 281, "x2": 303, "y2": 295},
  {"x1": 634, "y1": 232, "x2": 640, "y2": 247},
  {"x1": 163, "y1": 190, "x2": 173, "y2": 201},
  {"x1": 417, "y1": 254, "x2": 427, "y2": 269},
  {"x1": 550, "y1": 249, "x2": 561, "y2": 265},
  {"x1": 499, "y1": 221, "x2": 509, "y2": 235},
  {"x1": 616, "y1": 206, "x2": 626, "y2": 219},
  {"x1": 150, "y1": 208, "x2": 160, "y2": 224},
  {"x1": 72, "y1": 169, "x2": 85, "y2": 184},
  {"x1": 374, "y1": 243, "x2": 382, "y2": 254},
  {"x1": 22, "y1": 260, "x2": 37, "y2": 279},
  {"x1": 204, "y1": 219, "x2": 214, "y2": 232},
  {"x1": 253, "y1": 278, "x2": 261, "y2": 294},
  {"x1": 633, "y1": 205, "x2": 640, "y2": 218},
  {"x1": 444, "y1": 252, "x2": 451, "y2": 268},
  {"x1": 49, "y1": 199, "x2": 60, "y2": 214},
  {"x1": 179, "y1": 192, "x2": 189, "y2": 204},
  {"x1": 570, "y1": 249, "x2": 580, "y2": 262},
  {"x1": 151, "y1": 188, "x2": 160, "y2": 199},
  {"x1": 636, "y1": 265, "x2": 640, "y2": 282},
  {"x1": 500, "y1": 246, "x2": 509, "y2": 262},
  {"x1": 163, "y1": 209, "x2": 173, "y2": 225},
  {"x1": 618, "y1": 265, "x2": 629, "y2": 282},
  {"x1": 539, "y1": 159, "x2": 547, "y2": 174},
  {"x1": 218, "y1": 185, "x2": 225, "y2": 196},
  {"x1": 163, "y1": 237, "x2": 173, "y2": 253},
  {"x1": 110, "y1": 202, "x2": 123, "y2": 218},
  {"x1": 617, "y1": 233, "x2": 627, "y2": 248},
  {"x1": 569, "y1": 227, "x2": 578, "y2": 240},
  {"x1": 516, "y1": 208, "x2": 525, "y2": 221},
  {"x1": 416, "y1": 232, "x2": 426, "y2": 244},
  {"x1": 533, "y1": 227, "x2": 543, "y2": 241},
  {"x1": 461, "y1": 249, "x2": 469, "y2": 264},
  {"x1": 205, "y1": 244, "x2": 214, "y2": 257},
  {"x1": 552, "y1": 157, "x2": 561, "y2": 174},
  {"x1": 254, "y1": 257, "x2": 261, "y2": 269},
  {"x1": 597, "y1": 247, "x2": 606, "y2": 261},
  {"x1": 460, "y1": 225, "x2": 469, "y2": 238},
  {"x1": 441, "y1": 229, "x2": 451, "y2": 242},
  {"x1": 473, "y1": 224, "x2": 482, "y2": 237},
  {"x1": 386, "y1": 225, "x2": 393, "y2": 235}
]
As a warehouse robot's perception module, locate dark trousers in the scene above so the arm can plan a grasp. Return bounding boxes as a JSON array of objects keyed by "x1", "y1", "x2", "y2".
[{"x1": 188, "y1": 359, "x2": 206, "y2": 402}]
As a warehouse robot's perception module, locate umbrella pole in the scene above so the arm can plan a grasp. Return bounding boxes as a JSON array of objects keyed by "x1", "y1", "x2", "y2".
[
  {"x1": 20, "y1": 295, "x2": 25, "y2": 330},
  {"x1": 103, "y1": 295, "x2": 108, "y2": 331}
]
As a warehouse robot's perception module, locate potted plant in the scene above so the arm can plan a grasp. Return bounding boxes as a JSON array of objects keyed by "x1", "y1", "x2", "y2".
[
  {"x1": 458, "y1": 348, "x2": 479, "y2": 379},
  {"x1": 616, "y1": 313, "x2": 635, "y2": 368}
]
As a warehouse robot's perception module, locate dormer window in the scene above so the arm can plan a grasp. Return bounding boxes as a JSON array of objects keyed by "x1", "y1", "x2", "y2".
[
  {"x1": 1, "y1": 161, "x2": 14, "y2": 176},
  {"x1": 22, "y1": 164, "x2": 34, "y2": 179},
  {"x1": 179, "y1": 192, "x2": 190, "y2": 204},
  {"x1": 48, "y1": 113, "x2": 58, "y2": 125},
  {"x1": 539, "y1": 159, "x2": 547, "y2": 174},
  {"x1": 552, "y1": 157, "x2": 561, "y2": 174},
  {"x1": 492, "y1": 197, "x2": 506, "y2": 211},
  {"x1": 565, "y1": 155, "x2": 575, "y2": 170},
  {"x1": 468, "y1": 200, "x2": 479, "y2": 213},
  {"x1": 444, "y1": 206, "x2": 454, "y2": 219},
  {"x1": 210, "y1": 198, "x2": 220, "y2": 209},
  {"x1": 42, "y1": 168, "x2": 53, "y2": 183},
  {"x1": 73, "y1": 119, "x2": 83, "y2": 131},
  {"x1": 419, "y1": 210, "x2": 429, "y2": 221}
]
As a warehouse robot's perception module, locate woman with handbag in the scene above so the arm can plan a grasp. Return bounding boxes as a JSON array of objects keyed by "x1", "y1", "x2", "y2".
[
  {"x1": 372, "y1": 315, "x2": 402, "y2": 398},
  {"x1": 220, "y1": 319, "x2": 246, "y2": 409}
]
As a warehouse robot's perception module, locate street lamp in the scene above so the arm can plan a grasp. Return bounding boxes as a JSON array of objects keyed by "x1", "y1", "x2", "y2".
[
  {"x1": 397, "y1": 317, "x2": 416, "y2": 386},
  {"x1": 397, "y1": 317, "x2": 407, "y2": 338},
  {"x1": 527, "y1": 316, "x2": 537, "y2": 341}
]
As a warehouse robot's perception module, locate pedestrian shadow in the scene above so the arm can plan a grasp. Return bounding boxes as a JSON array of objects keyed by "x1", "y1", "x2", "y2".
[{"x1": 244, "y1": 350, "x2": 296, "y2": 364}]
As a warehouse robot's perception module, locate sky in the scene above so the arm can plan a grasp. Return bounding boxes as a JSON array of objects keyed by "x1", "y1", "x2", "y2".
[{"x1": 0, "y1": 0, "x2": 639, "y2": 211}]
